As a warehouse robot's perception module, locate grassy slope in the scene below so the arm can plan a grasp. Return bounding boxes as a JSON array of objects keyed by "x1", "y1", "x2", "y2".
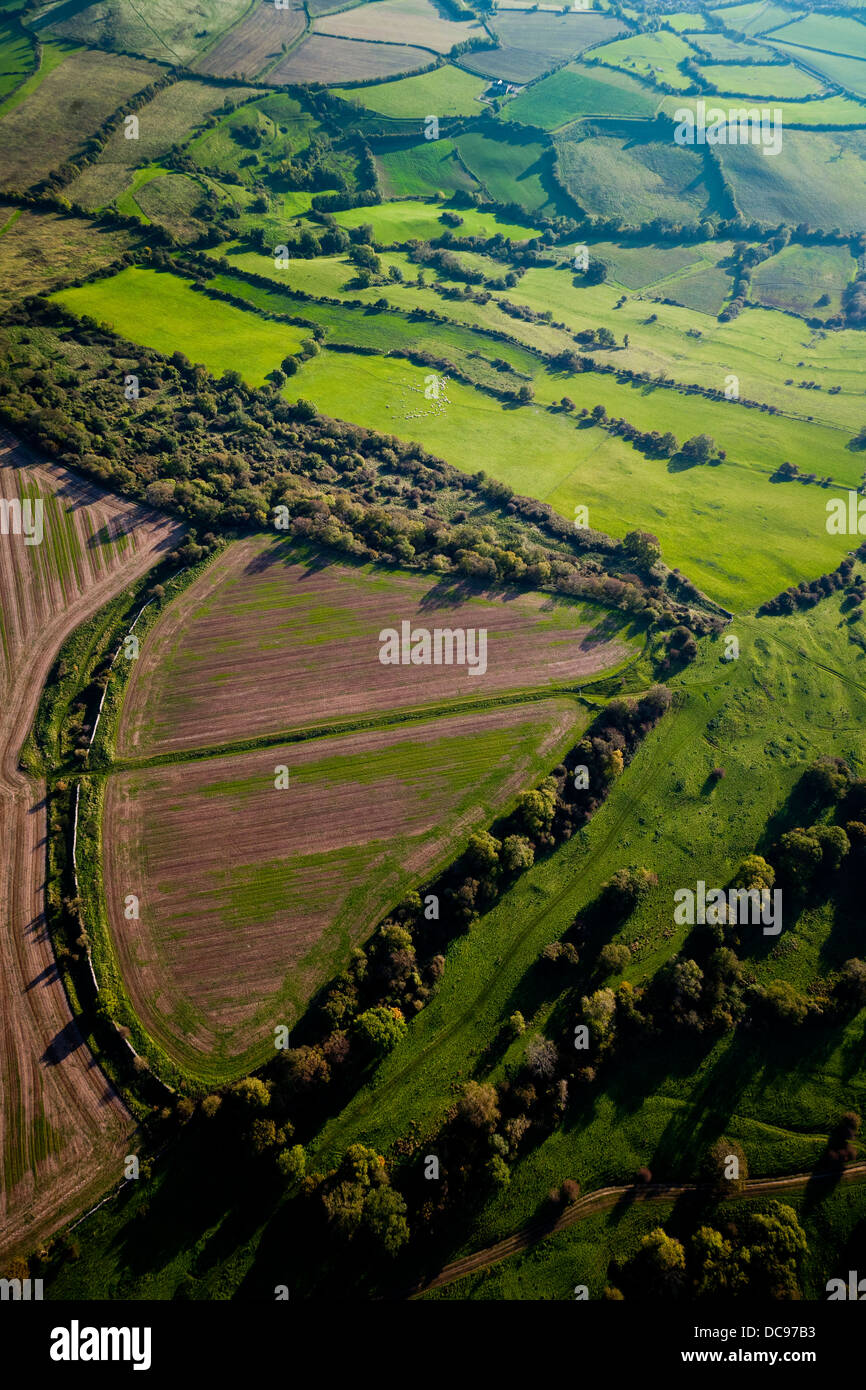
[{"x1": 310, "y1": 597, "x2": 866, "y2": 1238}]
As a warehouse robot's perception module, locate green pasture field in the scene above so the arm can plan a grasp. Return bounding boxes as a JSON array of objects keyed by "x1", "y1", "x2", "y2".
[
  {"x1": 423, "y1": 1186, "x2": 866, "y2": 1300},
  {"x1": 66, "y1": 80, "x2": 257, "y2": 211},
  {"x1": 40, "y1": 601, "x2": 866, "y2": 1302},
  {"x1": 207, "y1": 269, "x2": 538, "y2": 388},
  {"x1": 0, "y1": 32, "x2": 72, "y2": 118},
  {"x1": 52, "y1": 266, "x2": 306, "y2": 384},
  {"x1": 375, "y1": 137, "x2": 481, "y2": 198},
  {"x1": 453, "y1": 127, "x2": 569, "y2": 217},
  {"x1": 708, "y1": 2, "x2": 799, "y2": 37},
  {"x1": 205, "y1": 243, "x2": 580, "y2": 358},
  {"x1": 336, "y1": 64, "x2": 487, "y2": 118},
  {"x1": 0, "y1": 47, "x2": 160, "y2": 190},
  {"x1": 587, "y1": 239, "x2": 707, "y2": 289},
  {"x1": 718, "y1": 128, "x2": 866, "y2": 232},
  {"x1": 310, "y1": 603, "x2": 866, "y2": 1248},
  {"x1": 488, "y1": 264, "x2": 866, "y2": 430},
  {"x1": 694, "y1": 32, "x2": 778, "y2": 61},
  {"x1": 660, "y1": 91, "x2": 866, "y2": 127},
  {"x1": 39, "y1": 0, "x2": 251, "y2": 66},
  {"x1": 554, "y1": 127, "x2": 721, "y2": 225},
  {"x1": 696, "y1": 60, "x2": 825, "y2": 98},
  {"x1": 287, "y1": 346, "x2": 854, "y2": 610},
  {"x1": 751, "y1": 243, "x2": 857, "y2": 320},
  {"x1": 133, "y1": 172, "x2": 207, "y2": 242},
  {"x1": 767, "y1": 42, "x2": 866, "y2": 99},
  {"x1": 332, "y1": 196, "x2": 536, "y2": 243},
  {"x1": 339, "y1": 64, "x2": 489, "y2": 120},
  {"x1": 187, "y1": 92, "x2": 318, "y2": 184},
  {"x1": 590, "y1": 30, "x2": 697, "y2": 90},
  {"x1": 666, "y1": 10, "x2": 708, "y2": 31},
  {"x1": 769, "y1": 13, "x2": 866, "y2": 63},
  {"x1": 102, "y1": 699, "x2": 589, "y2": 1080},
  {"x1": 504, "y1": 61, "x2": 660, "y2": 130},
  {"x1": 0, "y1": 18, "x2": 34, "y2": 101}
]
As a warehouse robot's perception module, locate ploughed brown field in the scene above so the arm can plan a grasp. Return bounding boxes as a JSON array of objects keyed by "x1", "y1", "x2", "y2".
[
  {"x1": 117, "y1": 535, "x2": 636, "y2": 757},
  {"x1": 102, "y1": 698, "x2": 585, "y2": 1080},
  {"x1": 196, "y1": 1, "x2": 306, "y2": 79},
  {"x1": 0, "y1": 430, "x2": 182, "y2": 1259}
]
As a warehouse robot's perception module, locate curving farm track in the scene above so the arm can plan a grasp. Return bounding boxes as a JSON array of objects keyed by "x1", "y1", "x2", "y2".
[
  {"x1": 408, "y1": 1163, "x2": 866, "y2": 1297},
  {"x1": 0, "y1": 430, "x2": 183, "y2": 1260}
]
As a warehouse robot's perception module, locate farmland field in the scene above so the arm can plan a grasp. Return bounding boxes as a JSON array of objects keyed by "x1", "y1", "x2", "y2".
[
  {"x1": 6, "y1": 0, "x2": 866, "y2": 1323},
  {"x1": 116, "y1": 535, "x2": 639, "y2": 757},
  {"x1": 375, "y1": 136, "x2": 481, "y2": 197},
  {"x1": 0, "y1": 48, "x2": 160, "y2": 190},
  {"x1": 314, "y1": 0, "x2": 484, "y2": 54},
  {"x1": 504, "y1": 61, "x2": 660, "y2": 130},
  {"x1": 460, "y1": 11, "x2": 624, "y2": 83},
  {"x1": 751, "y1": 243, "x2": 857, "y2": 320},
  {"x1": 52, "y1": 266, "x2": 306, "y2": 383},
  {"x1": 0, "y1": 429, "x2": 181, "y2": 1260},
  {"x1": 196, "y1": 0, "x2": 306, "y2": 78},
  {"x1": 66, "y1": 80, "x2": 257, "y2": 211},
  {"x1": 102, "y1": 698, "x2": 589, "y2": 1079},
  {"x1": 336, "y1": 63, "x2": 487, "y2": 117},
  {"x1": 695, "y1": 61, "x2": 825, "y2": 98},
  {"x1": 267, "y1": 33, "x2": 431, "y2": 83},
  {"x1": 590, "y1": 30, "x2": 697, "y2": 90},
  {"x1": 37, "y1": 0, "x2": 251, "y2": 66},
  {"x1": 718, "y1": 128, "x2": 866, "y2": 231},
  {"x1": 555, "y1": 127, "x2": 720, "y2": 225}
]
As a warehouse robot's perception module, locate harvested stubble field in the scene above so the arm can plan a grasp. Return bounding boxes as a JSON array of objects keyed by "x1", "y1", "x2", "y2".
[
  {"x1": 268, "y1": 33, "x2": 431, "y2": 83},
  {"x1": 196, "y1": 0, "x2": 306, "y2": 78},
  {"x1": 460, "y1": 11, "x2": 624, "y2": 84},
  {"x1": 116, "y1": 536, "x2": 637, "y2": 758},
  {"x1": 314, "y1": 0, "x2": 484, "y2": 54},
  {"x1": 0, "y1": 429, "x2": 182, "y2": 1259},
  {"x1": 0, "y1": 48, "x2": 161, "y2": 191},
  {"x1": 102, "y1": 698, "x2": 586, "y2": 1079},
  {"x1": 66, "y1": 79, "x2": 257, "y2": 211}
]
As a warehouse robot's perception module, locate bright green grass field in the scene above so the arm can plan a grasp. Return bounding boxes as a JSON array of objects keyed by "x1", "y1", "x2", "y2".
[
  {"x1": 698, "y1": 61, "x2": 826, "y2": 98},
  {"x1": 769, "y1": 13, "x2": 866, "y2": 64},
  {"x1": 666, "y1": 9, "x2": 708, "y2": 31},
  {"x1": 0, "y1": 18, "x2": 34, "y2": 100},
  {"x1": 660, "y1": 91, "x2": 866, "y2": 129},
  {"x1": 376, "y1": 137, "x2": 480, "y2": 198},
  {"x1": 751, "y1": 242, "x2": 857, "y2": 320},
  {"x1": 51, "y1": 267, "x2": 306, "y2": 384},
  {"x1": 590, "y1": 30, "x2": 697, "y2": 90},
  {"x1": 453, "y1": 128, "x2": 567, "y2": 217},
  {"x1": 497, "y1": 265, "x2": 866, "y2": 431},
  {"x1": 333, "y1": 196, "x2": 536, "y2": 244},
  {"x1": 336, "y1": 63, "x2": 487, "y2": 118},
  {"x1": 505, "y1": 60, "x2": 660, "y2": 131},
  {"x1": 767, "y1": 42, "x2": 866, "y2": 100},
  {"x1": 288, "y1": 348, "x2": 853, "y2": 611},
  {"x1": 311, "y1": 603, "x2": 866, "y2": 1254}
]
